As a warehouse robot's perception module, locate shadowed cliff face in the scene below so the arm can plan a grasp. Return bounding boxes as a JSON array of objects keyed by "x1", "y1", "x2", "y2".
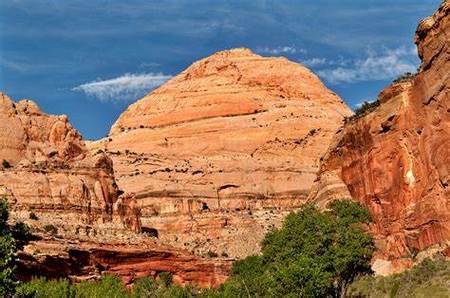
[
  {"x1": 90, "y1": 48, "x2": 352, "y2": 257},
  {"x1": 308, "y1": 2, "x2": 449, "y2": 275}
]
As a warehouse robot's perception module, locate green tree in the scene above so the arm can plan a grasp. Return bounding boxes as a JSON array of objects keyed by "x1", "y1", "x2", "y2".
[
  {"x1": 214, "y1": 200, "x2": 375, "y2": 297},
  {"x1": 0, "y1": 198, "x2": 18, "y2": 297},
  {"x1": 0, "y1": 197, "x2": 32, "y2": 297}
]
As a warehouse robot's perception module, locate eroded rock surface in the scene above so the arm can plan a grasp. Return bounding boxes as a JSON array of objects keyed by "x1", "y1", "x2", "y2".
[
  {"x1": 308, "y1": 2, "x2": 449, "y2": 275},
  {"x1": 17, "y1": 238, "x2": 231, "y2": 288},
  {"x1": 91, "y1": 48, "x2": 351, "y2": 257},
  {"x1": 0, "y1": 92, "x2": 121, "y2": 225},
  {"x1": 0, "y1": 92, "x2": 229, "y2": 287}
]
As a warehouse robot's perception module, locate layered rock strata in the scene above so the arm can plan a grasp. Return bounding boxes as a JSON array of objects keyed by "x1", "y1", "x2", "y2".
[
  {"x1": 91, "y1": 48, "x2": 352, "y2": 257},
  {"x1": 308, "y1": 2, "x2": 450, "y2": 275},
  {"x1": 17, "y1": 238, "x2": 231, "y2": 288},
  {"x1": 0, "y1": 92, "x2": 229, "y2": 287}
]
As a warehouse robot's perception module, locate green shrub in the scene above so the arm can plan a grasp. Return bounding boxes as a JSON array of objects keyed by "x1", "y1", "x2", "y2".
[
  {"x1": 2, "y1": 160, "x2": 11, "y2": 169},
  {"x1": 158, "y1": 272, "x2": 173, "y2": 287},
  {"x1": 345, "y1": 100, "x2": 380, "y2": 124},
  {"x1": 393, "y1": 72, "x2": 416, "y2": 84},
  {"x1": 16, "y1": 277, "x2": 76, "y2": 298},
  {"x1": 16, "y1": 274, "x2": 199, "y2": 298},
  {"x1": 131, "y1": 277, "x2": 158, "y2": 298},
  {"x1": 76, "y1": 275, "x2": 129, "y2": 298},
  {"x1": 11, "y1": 221, "x2": 32, "y2": 249},
  {"x1": 347, "y1": 257, "x2": 450, "y2": 297}
]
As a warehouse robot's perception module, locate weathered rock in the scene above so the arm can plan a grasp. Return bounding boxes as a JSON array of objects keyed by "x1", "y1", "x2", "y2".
[
  {"x1": 308, "y1": 2, "x2": 450, "y2": 275},
  {"x1": 17, "y1": 238, "x2": 231, "y2": 288},
  {"x1": 91, "y1": 48, "x2": 351, "y2": 257},
  {"x1": 0, "y1": 92, "x2": 121, "y2": 224},
  {"x1": 0, "y1": 92, "x2": 229, "y2": 287}
]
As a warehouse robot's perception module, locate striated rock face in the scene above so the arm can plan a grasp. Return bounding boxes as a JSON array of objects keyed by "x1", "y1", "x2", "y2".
[
  {"x1": 92, "y1": 48, "x2": 351, "y2": 257},
  {"x1": 17, "y1": 238, "x2": 231, "y2": 288},
  {"x1": 0, "y1": 92, "x2": 229, "y2": 287},
  {"x1": 308, "y1": 2, "x2": 449, "y2": 275},
  {"x1": 0, "y1": 92, "x2": 121, "y2": 225}
]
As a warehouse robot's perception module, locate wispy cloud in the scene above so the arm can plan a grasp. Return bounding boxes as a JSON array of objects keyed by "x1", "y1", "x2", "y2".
[
  {"x1": 302, "y1": 56, "x2": 350, "y2": 68},
  {"x1": 302, "y1": 58, "x2": 327, "y2": 67},
  {"x1": 72, "y1": 73, "x2": 172, "y2": 102},
  {"x1": 317, "y1": 47, "x2": 418, "y2": 84},
  {"x1": 256, "y1": 46, "x2": 306, "y2": 55}
]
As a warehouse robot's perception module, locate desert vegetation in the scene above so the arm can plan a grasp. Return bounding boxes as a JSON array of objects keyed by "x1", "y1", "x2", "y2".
[
  {"x1": 348, "y1": 256, "x2": 450, "y2": 297},
  {"x1": 392, "y1": 72, "x2": 416, "y2": 84},
  {"x1": 344, "y1": 100, "x2": 380, "y2": 124}
]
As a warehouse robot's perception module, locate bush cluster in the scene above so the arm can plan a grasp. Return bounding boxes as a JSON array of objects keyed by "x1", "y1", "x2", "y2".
[
  {"x1": 16, "y1": 273, "x2": 197, "y2": 298},
  {"x1": 345, "y1": 100, "x2": 380, "y2": 124},
  {"x1": 348, "y1": 256, "x2": 450, "y2": 297},
  {"x1": 393, "y1": 72, "x2": 416, "y2": 84}
]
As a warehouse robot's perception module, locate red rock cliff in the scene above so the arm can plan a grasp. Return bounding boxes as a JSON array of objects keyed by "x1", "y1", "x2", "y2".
[
  {"x1": 91, "y1": 48, "x2": 351, "y2": 257},
  {"x1": 308, "y1": 2, "x2": 449, "y2": 275}
]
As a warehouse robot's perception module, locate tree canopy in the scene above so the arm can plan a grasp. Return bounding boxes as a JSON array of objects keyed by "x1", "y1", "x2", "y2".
[{"x1": 213, "y1": 200, "x2": 375, "y2": 297}]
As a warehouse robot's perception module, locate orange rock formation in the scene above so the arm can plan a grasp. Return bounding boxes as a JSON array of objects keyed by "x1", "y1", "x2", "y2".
[
  {"x1": 308, "y1": 2, "x2": 449, "y2": 275},
  {"x1": 0, "y1": 92, "x2": 120, "y2": 225},
  {"x1": 0, "y1": 92, "x2": 230, "y2": 287},
  {"x1": 91, "y1": 48, "x2": 351, "y2": 257}
]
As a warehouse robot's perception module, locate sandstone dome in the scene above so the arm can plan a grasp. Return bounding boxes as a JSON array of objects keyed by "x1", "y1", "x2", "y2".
[{"x1": 92, "y1": 48, "x2": 352, "y2": 257}]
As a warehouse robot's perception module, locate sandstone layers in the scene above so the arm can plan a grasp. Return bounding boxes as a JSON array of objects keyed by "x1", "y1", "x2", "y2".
[
  {"x1": 0, "y1": 92, "x2": 230, "y2": 286},
  {"x1": 2, "y1": 2, "x2": 447, "y2": 286},
  {"x1": 17, "y1": 238, "x2": 230, "y2": 288},
  {"x1": 92, "y1": 48, "x2": 351, "y2": 257},
  {"x1": 308, "y1": 2, "x2": 450, "y2": 275},
  {"x1": 0, "y1": 92, "x2": 121, "y2": 225}
]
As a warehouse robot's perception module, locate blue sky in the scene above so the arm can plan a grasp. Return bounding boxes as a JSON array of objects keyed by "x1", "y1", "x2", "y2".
[{"x1": 0, "y1": 0, "x2": 441, "y2": 139}]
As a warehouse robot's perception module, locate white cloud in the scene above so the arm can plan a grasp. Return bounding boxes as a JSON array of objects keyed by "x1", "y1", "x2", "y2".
[
  {"x1": 355, "y1": 98, "x2": 376, "y2": 108},
  {"x1": 72, "y1": 73, "x2": 172, "y2": 102},
  {"x1": 257, "y1": 46, "x2": 306, "y2": 55},
  {"x1": 302, "y1": 57, "x2": 327, "y2": 67},
  {"x1": 317, "y1": 47, "x2": 418, "y2": 84}
]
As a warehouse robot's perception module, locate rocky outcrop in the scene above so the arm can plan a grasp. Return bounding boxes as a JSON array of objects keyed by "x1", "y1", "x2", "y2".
[
  {"x1": 17, "y1": 238, "x2": 231, "y2": 288},
  {"x1": 91, "y1": 48, "x2": 351, "y2": 257},
  {"x1": 0, "y1": 92, "x2": 122, "y2": 225},
  {"x1": 0, "y1": 92, "x2": 229, "y2": 287},
  {"x1": 308, "y1": 2, "x2": 449, "y2": 275}
]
